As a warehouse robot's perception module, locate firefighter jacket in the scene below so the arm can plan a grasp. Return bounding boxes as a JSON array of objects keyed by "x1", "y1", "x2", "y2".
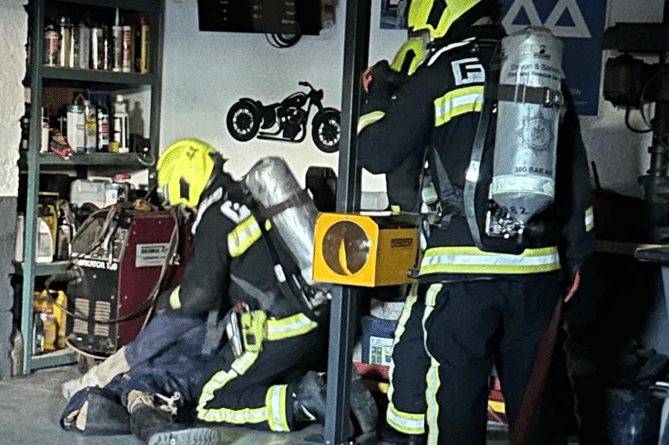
[
  {"x1": 358, "y1": 24, "x2": 595, "y2": 282},
  {"x1": 171, "y1": 173, "x2": 317, "y2": 323}
]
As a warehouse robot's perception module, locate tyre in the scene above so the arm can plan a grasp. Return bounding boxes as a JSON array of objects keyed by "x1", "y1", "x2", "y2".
[
  {"x1": 227, "y1": 101, "x2": 261, "y2": 142},
  {"x1": 312, "y1": 109, "x2": 340, "y2": 153}
]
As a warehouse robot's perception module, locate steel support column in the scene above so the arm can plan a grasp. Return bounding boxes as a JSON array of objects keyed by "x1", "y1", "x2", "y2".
[{"x1": 324, "y1": 0, "x2": 371, "y2": 443}]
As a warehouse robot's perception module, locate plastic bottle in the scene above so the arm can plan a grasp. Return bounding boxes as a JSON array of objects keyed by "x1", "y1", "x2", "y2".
[
  {"x1": 83, "y1": 99, "x2": 96, "y2": 153},
  {"x1": 56, "y1": 210, "x2": 72, "y2": 261},
  {"x1": 36, "y1": 217, "x2": 54, "y2": 263},
  {"x1": 112, "y1": 95, "x2": 129, "y2": 153},
  {"x1": 96, "y1": 100, "x2": 110, "y2": 151}
]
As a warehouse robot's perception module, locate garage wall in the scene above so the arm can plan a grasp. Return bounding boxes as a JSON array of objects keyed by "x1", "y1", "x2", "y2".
[{"x1": 160, "y1": 0, "x2": 666, "y2": 198}]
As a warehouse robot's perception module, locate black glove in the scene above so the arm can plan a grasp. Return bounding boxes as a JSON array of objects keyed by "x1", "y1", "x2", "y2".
[{"x1": 364, "y1": 60, "x2": 408, "y2": 99}]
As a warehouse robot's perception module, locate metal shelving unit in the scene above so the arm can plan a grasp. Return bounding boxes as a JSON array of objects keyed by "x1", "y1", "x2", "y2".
[{"x1": 18, "y1": 0, "x2": 164, "y2": 374}]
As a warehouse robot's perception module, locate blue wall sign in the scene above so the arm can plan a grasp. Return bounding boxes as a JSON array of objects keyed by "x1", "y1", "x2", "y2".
[
  {"x1": 498, "y1": 0, "x2": 608, "y2": 115},
  {"x1": 380, "y1": 0, "x2": 608, "y2": 115}
]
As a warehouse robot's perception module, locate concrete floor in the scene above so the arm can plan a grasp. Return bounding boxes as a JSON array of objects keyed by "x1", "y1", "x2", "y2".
[{"x1": 0, "y1": 365, "x2": 525, "y2": 445}]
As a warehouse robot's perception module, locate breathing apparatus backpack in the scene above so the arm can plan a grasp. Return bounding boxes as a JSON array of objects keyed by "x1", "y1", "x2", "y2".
[{"x1": 431, "y1": 27, "x2": 565, "y2": 254}]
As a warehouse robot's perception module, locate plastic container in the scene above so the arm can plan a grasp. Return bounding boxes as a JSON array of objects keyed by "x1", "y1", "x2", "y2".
[{"x1": 361, "y1": 315, "x2": 398, "y2": 365}]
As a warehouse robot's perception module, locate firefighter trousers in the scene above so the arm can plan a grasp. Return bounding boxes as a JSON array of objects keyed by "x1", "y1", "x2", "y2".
[
  {"x1": 389, "y1": 276, "x2": 568, "y2": 445},
  {"x1": 194, "y1": 312, "x2": 328, "y2": 432}
]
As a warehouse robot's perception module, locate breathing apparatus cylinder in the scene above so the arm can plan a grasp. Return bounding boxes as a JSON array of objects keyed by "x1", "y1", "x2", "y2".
[
  {"x1": 244, "y1": 157, "x2": 319, "y2": 285},
  {"x1": 491, "y1": 27, "x2": 564, "y2": 230}
]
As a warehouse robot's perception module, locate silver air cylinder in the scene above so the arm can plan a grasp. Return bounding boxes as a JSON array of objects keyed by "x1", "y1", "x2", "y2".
[
  {"x1": 492, "y1": 27, "x2": 563, "y2": 226},
  {"x1": 244, "y1": 157, "x2": 318, "y2": 285}
]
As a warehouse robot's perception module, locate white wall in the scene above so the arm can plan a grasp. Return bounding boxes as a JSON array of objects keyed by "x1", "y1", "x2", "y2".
[
  {"x1": 160, "y1": 0, "x2": 667, "y2": 197},
  {"x1": 0, "y1": 0, "x2": 27, "y2": 198}
]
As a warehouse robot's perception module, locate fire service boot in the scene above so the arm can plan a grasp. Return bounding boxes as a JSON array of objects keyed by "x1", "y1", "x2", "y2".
[
  {"x1": 292, "y1": 371, "x2": 328, "y2": 425},
  {"x1": 128, "y1": 391, "x2": 219, "y2": 445},
  {"x1": 379, "y1": 423, "x2": 427, "y2": 445},
  {"x1": 292, "y1": 371, "x2": 359, "y2": 438}
]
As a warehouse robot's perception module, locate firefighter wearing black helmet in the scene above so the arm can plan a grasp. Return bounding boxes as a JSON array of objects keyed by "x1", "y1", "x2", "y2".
[{"x1": 357, "y1": 0, "x2": 595, "y2": 444}]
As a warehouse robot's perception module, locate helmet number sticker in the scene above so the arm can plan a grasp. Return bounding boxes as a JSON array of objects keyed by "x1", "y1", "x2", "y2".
[{"x1": 452, "y1": 58, "x2": 485, "y2": 86}]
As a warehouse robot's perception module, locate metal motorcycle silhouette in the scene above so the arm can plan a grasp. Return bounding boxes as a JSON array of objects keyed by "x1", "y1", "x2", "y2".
[{"x1": 226, "y1": 81, "x2": 341, "y2": 153}]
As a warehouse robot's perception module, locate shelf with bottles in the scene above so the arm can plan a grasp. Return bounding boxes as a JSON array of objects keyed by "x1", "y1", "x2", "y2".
[
  {"x1": 28, "y1": 0, "x2": 157, "y2": 77},
  {"x1": 21, "y1": 85, "x2": 153, "y2": 164}
]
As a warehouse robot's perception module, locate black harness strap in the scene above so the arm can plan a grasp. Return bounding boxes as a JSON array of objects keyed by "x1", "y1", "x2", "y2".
[
  {"x1": 497, "y1": 84, "x2": 563, "y2": 108},
  {"x1": 463, "y1": 45, "x2": 502, "y2": 250},
  {"x1": 258, "y1": 189, "x2": 312, "y2": 221},
  {"x1": 247, "y1": 198, "x2": 323, "y2": 322}
]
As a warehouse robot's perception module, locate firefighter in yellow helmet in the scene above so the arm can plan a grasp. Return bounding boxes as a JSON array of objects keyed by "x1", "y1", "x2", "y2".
[
  {"x1": 358, "y1": 1, "x2": 594, "y2": 444},
  {"x1": 62, "y1": 139, "x2": 377, "y2": 444}
]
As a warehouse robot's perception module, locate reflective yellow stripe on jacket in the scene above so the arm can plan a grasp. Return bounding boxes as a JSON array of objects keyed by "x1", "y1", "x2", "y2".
[
  {"x1": 228, "y1": 216, "x2": 262, "y2": 257},
  {"x1": 357, "y1": 111, "x2": 385, "y2": 134},
  {"x1": 420, "y1": 246, "x2": 560, "y2": 275},
  {"x1": 266, "y1": 313, "x2": 318, "y2": 341},
  {"x1": 434, "y1": 85, "x2": 484, "y2": 127}
]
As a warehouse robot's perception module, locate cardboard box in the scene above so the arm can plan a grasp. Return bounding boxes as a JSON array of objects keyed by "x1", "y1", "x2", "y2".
[{"x1": 313, "y1": 212, "x2": 419, "y2": 287}]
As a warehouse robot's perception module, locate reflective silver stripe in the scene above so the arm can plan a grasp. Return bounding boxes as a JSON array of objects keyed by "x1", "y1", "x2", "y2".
[
  {"x1": 420, "y1": 246, "x2": 560, "y2": 275},
  {"x1": 434, "y1": 86, "x2": 484, "y2": 127},
  {"x1": 585, "y1": 206, "x2": 595, "y2": 232},
  {"x1": 228, "y1": 216, "x2": 262, "y2": 257},
  {"x1": 266, "y1": 313, "x2": 318, "y2": 341},
  {"x1": 424, "y1": 284, "x2": 442, "y2": 445},
  {"x1": 387, "y1": 403, "x2": 426, "y2": 435},
  {"x1": 426, "y1": 38, "x2": 477, "y2": 66},
  {"x1": 357, "y1": 111, "x2": 385, "y2": 134},
  {"x1": 266, "y1": 384, "x2": 290, "y2": 431},
  {"x1": 386, "y1": 283, "x2": 426, "y2": 435}
]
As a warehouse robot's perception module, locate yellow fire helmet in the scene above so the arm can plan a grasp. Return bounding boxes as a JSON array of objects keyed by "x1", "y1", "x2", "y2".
[
  {"x1": 390, "y1": 34, "x2": 429, "y2": 75},
  {"x1": 408, "y1": 0, "x2": 484, "y2": 40},
  {"x1": 157, "y1": 138, "x2": 221, "y2": 208}
]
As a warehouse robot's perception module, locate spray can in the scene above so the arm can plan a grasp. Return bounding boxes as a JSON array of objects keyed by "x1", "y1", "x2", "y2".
[
  {"x1": 57, "y1": 16, "x2": 71, "y2": 68},
  {"x1": 69, "y1": 24, "x2": 79, "y2": 68},
  {"x1": 136, "y1": 15, "x2": 150, "y2": 73},
  {"x1": 83, "y1": 99, "x2": 97, "y2": 153},
  {"x1": 91, "y1": 26, "x2": 104, "y2": 70},
  {"x1": 78, "y1": 23, "x2": 90, "y2": 69},
  {"x1": 122, "y1": 25, "x2": 132, "y2": 73},
  {"x1": 111, "y1": 8, "x2": 122, "y2": 72},
  {"x1": 112, "y1": 95, "x2": 129, "y2": 153},
  {"x1": 43, "y1": 24, "x2": 59, "y2": 66},
  {"x1": 96, "y1": 101, "x2": 110, "y2": 151}
]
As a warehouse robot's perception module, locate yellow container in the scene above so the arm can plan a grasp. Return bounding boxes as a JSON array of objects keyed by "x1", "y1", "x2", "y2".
[
  {"x1": 34, "y1": 290, "x2": 67, "y2": 350},
  {"x1": 313, "y1": 213, "x2": 419, "y2": 287}
]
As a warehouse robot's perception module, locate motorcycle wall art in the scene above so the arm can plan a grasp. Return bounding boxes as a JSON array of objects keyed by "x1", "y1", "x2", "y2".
[{"x1": 226, "y1": 81, "x2": 341, "y2": 153}]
